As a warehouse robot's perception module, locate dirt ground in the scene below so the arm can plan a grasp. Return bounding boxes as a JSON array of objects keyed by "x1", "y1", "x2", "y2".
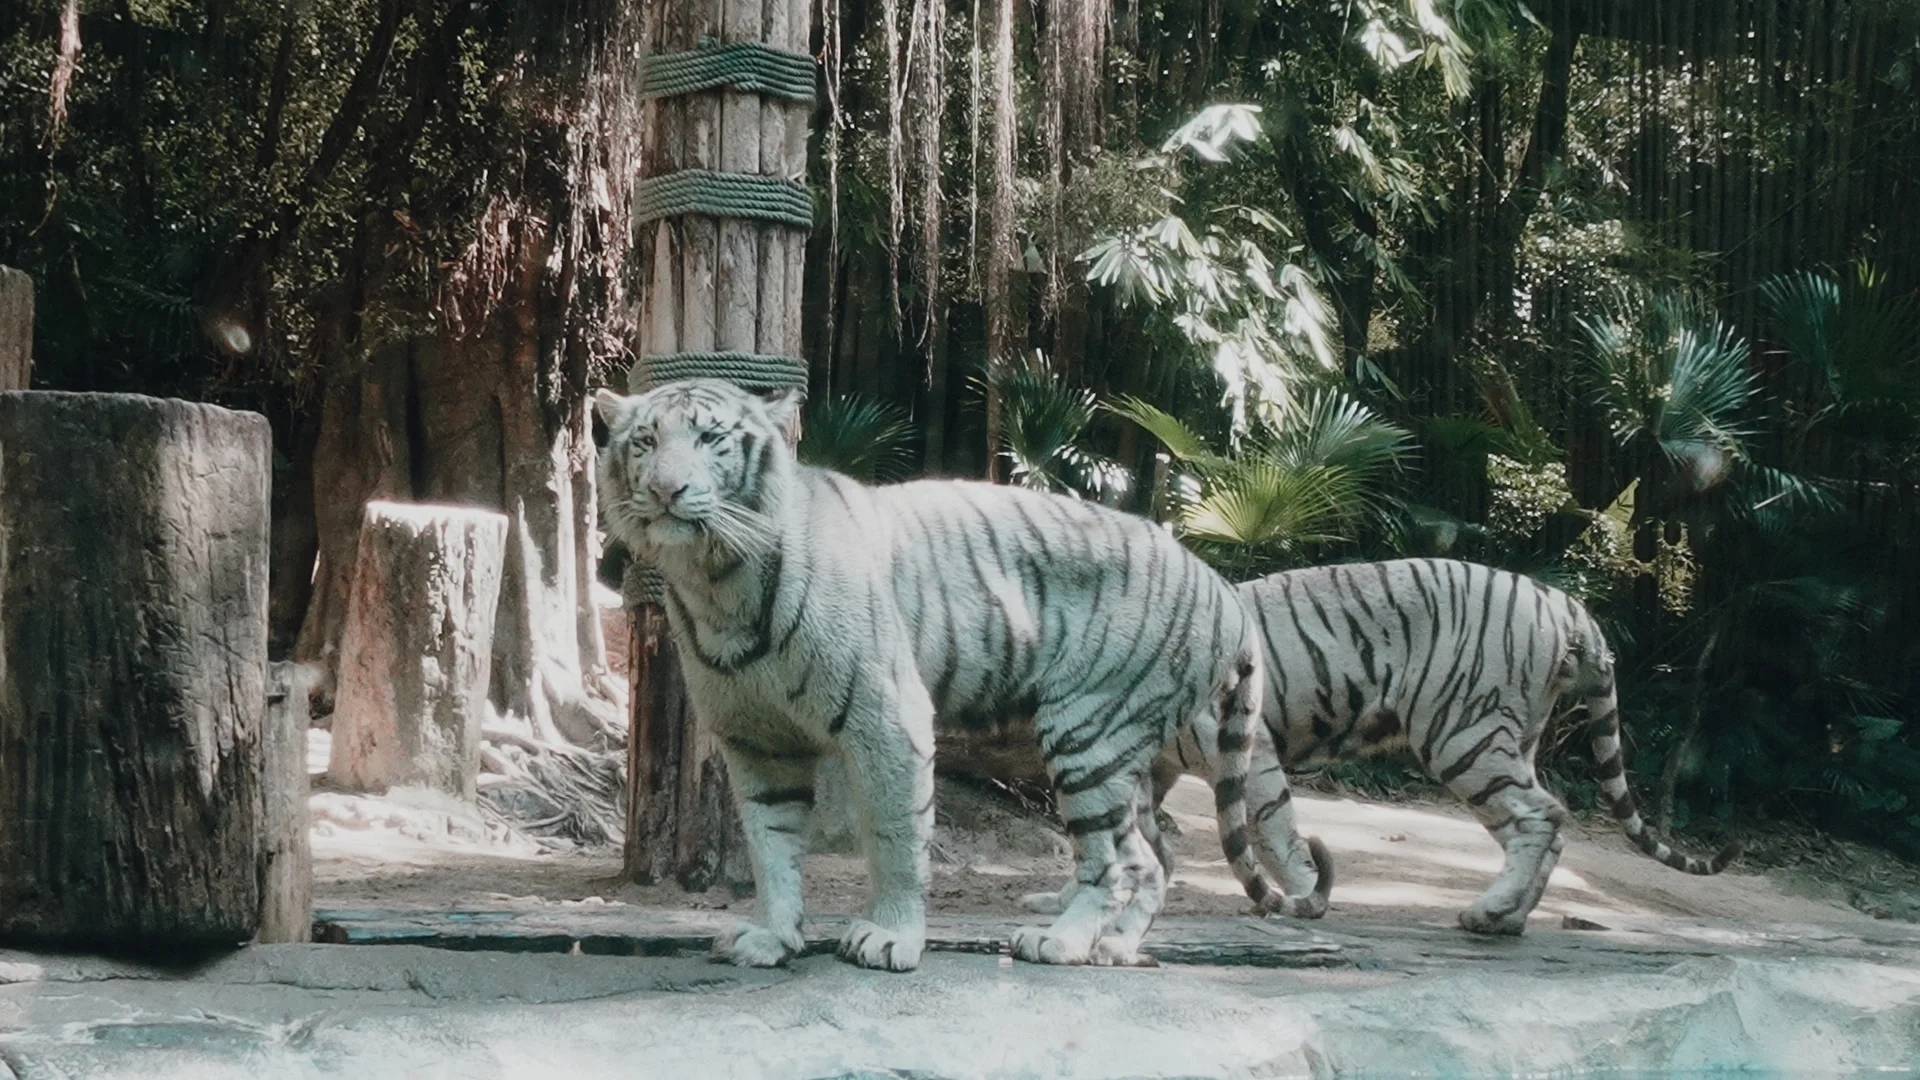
[
  {"x1": 11, "y1": 766, "x2": 1917, "y2": 1078},
  {"x1": 312, "y1": 761, "x2": 1920, "y2": 938}
]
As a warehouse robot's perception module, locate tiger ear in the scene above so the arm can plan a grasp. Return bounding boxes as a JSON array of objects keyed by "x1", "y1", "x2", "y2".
[
  {"x1": 761, "y1": 386, "x2": 805, "y2": 434},
  {"x1": 593, "y1": 388, "x2": 632, "y2": 429}
]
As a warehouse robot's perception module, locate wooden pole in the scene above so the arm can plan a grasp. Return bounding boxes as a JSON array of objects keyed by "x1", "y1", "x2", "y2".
[
  {"x1": 622, "y1": 0, "x2": 818, "y2": 890},
  {"x1": 0, "y1": 267, "x2": 30, "y2": 391}
]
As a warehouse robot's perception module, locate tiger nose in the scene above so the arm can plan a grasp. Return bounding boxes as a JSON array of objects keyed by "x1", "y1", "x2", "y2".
[{"x1": 650, "y1": 479, "x2": 689, "y2": 504}]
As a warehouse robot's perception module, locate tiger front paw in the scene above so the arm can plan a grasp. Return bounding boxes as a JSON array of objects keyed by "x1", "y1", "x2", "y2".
[
  {"x1": 711, "y1": 922, "x2": 801, "y2": 967},
  {"x1": 1090, "y1": 936, "x2": 1158, "y2": 968},
  {"x1": 837, "y1": 918, "x2": 924, "y2": 972},
  {"x1": 1010, "y1": 926, "x2": 1091, "y2": 965}
]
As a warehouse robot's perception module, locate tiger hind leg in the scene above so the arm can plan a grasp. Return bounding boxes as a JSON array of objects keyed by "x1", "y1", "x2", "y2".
[
  {"x1": 1089, "y1": 824, "x2": 1166, "y2": 967},
  {"x1": 1443, "y1": 748, "x2": 1568, "y2": 936},
  {"x1": 1019, "y1": 768, "x2": 1166, "y2": 917},
  {"x1": 1011, "y1": 769, "x2": 1148, "y2": 964}
]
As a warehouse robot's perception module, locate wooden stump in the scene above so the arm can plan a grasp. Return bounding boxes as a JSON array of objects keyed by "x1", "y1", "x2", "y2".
[
  {"x1": 259, "y1": 661, "x2": 316, "y2": 943},
  {"x1": 329, "y1": 501, "x2": 508, "y2": 800},
  {"x1": 0, "y1": 391, "x2": 270, "y2": 949},
  {"x1": 0, "y1": 267, "x2": 29, "y2": 391}
]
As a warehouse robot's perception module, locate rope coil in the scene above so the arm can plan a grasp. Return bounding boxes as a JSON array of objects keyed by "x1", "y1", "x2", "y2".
[
  {"x1": 628, "y1": 351, "x2": 809, "y2": 394},
  {"x1": 641, "y1": 39, "x2": 816, "y2": 103},
  {"x1": 634, "y1": 170, "x2": 813, "y2": 230},
  {"x1": 624, "y1": 562, "x2": 667, "y2": 607}
]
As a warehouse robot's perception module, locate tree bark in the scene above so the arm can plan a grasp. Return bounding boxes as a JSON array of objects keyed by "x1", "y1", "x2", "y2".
[
  {"x1": 982, "y1": 0, "x2": 1017, "y2": 480},
  {"x1": 0, "y1": 267, "x2": 30, "y2": 391},
  {"x1": 0, "y1": 392, "x2": 269, "y2": 949},
  {"x1": 623, "y1": 0, "x2": 818, "y2": 888},
  {"x1": 329, "y1": 501, "x2": 508, "y2": 800},
  {"x1": 293, "y1": 344, "x2": 414, "y2": 681},
  {"x1": 623, "y1": 608, "x2": 751, "y2": 888},
  {"x1": 260, "y1": 660, "x2": 316, "y2": 943}
]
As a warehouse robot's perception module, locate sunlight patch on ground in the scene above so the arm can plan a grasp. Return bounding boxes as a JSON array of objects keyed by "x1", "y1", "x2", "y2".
[
  {"x1": 309, "y1": 787, "x2": 548, "y2": 871},
  {"x1": 965, "y1": 863, "x2": 1034, "y2": 877}
]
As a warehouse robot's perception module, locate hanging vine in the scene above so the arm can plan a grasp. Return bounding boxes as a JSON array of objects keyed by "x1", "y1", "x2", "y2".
[
  {"x1": 822, "y1": 0, "x2": 843, "y2": 389},
  {"x1": 911, "y1": 0, "x2": 945, "y2": 350}
]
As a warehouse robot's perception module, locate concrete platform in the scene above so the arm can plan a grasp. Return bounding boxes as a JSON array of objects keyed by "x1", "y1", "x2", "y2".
[{"x1": 5, "y1": 907, "x2": 1920, "y2": 1078}]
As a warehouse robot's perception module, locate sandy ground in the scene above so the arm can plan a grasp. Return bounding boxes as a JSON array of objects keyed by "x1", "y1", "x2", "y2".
[
  {"x1": 312, "y1": 761, "x2": 1916, "y2": 941},
  {"x1": 7, "y1": 761, "x2": 1920, "y2": 1078}
]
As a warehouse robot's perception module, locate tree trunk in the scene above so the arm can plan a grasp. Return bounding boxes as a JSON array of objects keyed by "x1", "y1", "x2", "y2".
[
  {"x1": 622, "y1": 0, "x2": 818, "y2": 888},
  {"x1": 0, "y1": 267, "x2": 30, "y2": 391},
  {"x1": 623, "y1": 608, "x2": 751, "y2": 888},
  {"x1": 982, "y1": 0, "x2": 1017, "y2": 480},
  {"x1": 260, "y1": 660, "x2": 317, "y2": 943},
  {"x1": 292, "y1": 344, "x2": 414, "y2": 685},
  {"x1": 0, "y1": 392, "x2": 269, "y2": 949},
  {"x1": 329, "y1": 501, "x2": 508, "y2": 800}
]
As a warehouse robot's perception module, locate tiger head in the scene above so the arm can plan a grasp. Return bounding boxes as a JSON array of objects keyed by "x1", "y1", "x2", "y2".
[{"x1": 594, "y1": 379, "x2": 803, "y2": 558}]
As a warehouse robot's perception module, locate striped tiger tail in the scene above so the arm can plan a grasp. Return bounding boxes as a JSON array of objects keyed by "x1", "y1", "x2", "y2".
[
  {"x1": 1582, "y1": 625, "x2": 1740, "y2": 876},
  {"x1": 1214, "y1": 626, "x2": 1334, "y2": 918}
]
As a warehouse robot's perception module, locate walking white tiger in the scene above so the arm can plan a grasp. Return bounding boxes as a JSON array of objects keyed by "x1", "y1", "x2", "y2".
[
  {"x1": 1028, "y1": 558, "x2": 1738, "y2": 935},
  {"x1": 594, "y1": 379, "x2": 1326, "y2": 972}
]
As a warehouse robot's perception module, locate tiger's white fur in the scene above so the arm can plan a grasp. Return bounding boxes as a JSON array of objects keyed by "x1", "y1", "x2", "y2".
[
  {"x1": 1029, "y1": 558, "x2": 1738, "y2": 935},
  {"x1": 595, "y1": 379, "x2": 1319, "y2": 971}
]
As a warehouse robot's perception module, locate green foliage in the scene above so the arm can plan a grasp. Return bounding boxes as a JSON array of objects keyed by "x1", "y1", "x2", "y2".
[
  {"x1": 979, "y1": 353, "x2": 1131, "y2": 500},
  {"x1": 1080, "y1": 104, "x2": 1340, "y2": 433},
  {"x1": 798, "y1": 394, "x2": 917, "y2": 482},
  {"x1": 1109, "y1": 388, "x2": 1410, "y2": 575},
  {"x1": 1761, "y1": 261, "x2": 1920, "y2": 457},
  {"x1": 1579, "y1": 288, "x2": 1832, "y2": 527}
]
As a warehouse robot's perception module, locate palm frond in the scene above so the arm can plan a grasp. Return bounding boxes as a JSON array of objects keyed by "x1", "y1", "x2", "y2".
[
  {"x1": 798, "y1": 394, "x2": 916, "y2": 482},
  {"x1": 1269, "y1": 388, "x2": 1413, "y2": 478},
  {"x1": 1180, "y1": 463, "x2": 1356, "y2": 551},
  {"x1": 1104, "y1": 395, "x2": 1229, "y2": 471},
  {"x1": 1659, "y1": 318, "x2": 1757, "y2": 447},
  {"x1": 979, "y1": 354, "x2": 1132, "y2": 499}
]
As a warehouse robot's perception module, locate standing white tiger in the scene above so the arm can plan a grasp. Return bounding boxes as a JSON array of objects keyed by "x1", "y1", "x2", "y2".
[
  {"x1": 1030, "y1": 558, "x2": 1738, "y2": 935},
  {"x1": 595, "y1": 379, "x2": 1324, "y2": 972}
]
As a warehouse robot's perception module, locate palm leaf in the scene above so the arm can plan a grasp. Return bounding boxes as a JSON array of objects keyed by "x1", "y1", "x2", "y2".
[
  {"x1": 1180, "y1": 463, "x2": 1357, "y2": 550},
  {"x1": 1104, "y1": 395, "x2": 1230, "y2": 472},
  {"x1": 798, "y1": 394, "x2": 916, "y2": 482},
  {"x1": 1269, "y1": 388, "x2": 1413, "y2": 478}
]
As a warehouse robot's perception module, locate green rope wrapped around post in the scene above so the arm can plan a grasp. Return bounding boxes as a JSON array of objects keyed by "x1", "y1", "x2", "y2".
[
  {"x1": 627, "y1": 351, "x2": 808, "y2": 394},
  {"x1": 634, "y1": 170, "x2": 812, "y2": 230},
  {"x1": 624, "y1": 563, "x2": 668, "y2": 607},
  {"x1": 641, "y1": 39, "x2": 816, "y2": 103}
]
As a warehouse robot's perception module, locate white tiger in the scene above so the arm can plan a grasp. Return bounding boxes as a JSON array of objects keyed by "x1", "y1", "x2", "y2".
[
  {"x1": 1029, "y1": 558, "x2": 1738, "y2": 935},
  {"x1": 594, "y1": 379, "x2": 1326, "y2": 971}
]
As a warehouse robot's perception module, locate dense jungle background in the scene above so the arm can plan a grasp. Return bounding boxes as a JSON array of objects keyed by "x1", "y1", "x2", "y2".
[{"x1": 3, "y1": 0, "x2": 1918, "y2": 859}]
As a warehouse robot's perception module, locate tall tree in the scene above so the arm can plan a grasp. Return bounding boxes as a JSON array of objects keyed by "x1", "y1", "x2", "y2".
[{"x1": 981, "y1": 0, "x2": 1018, "y2": 480}]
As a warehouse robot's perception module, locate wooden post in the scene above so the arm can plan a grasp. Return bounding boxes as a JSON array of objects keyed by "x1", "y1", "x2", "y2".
[
  {"x1": 0, "y1": 267, "x2": 30, "y2": 391},
  {"x1": 0, "y1": 392, "x2": 270, "y2": 949},
  {"x1": 260, "y1": 661, "x2": 317, "y2": 943},
  {"x1": 623, "y1": 0, "x2": 817, "y2": 889},
  {"x1": 329, "y1": 501, "x2": 509, "y2": 800}
]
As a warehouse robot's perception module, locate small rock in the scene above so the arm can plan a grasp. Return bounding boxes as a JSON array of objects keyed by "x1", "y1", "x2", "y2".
[
  {"x1": 1384, "y1": 833, "x2": 1407, "y2": 843},
  {"x1": 1561, "y1": 914, "x2": 1609, "y2": 931}
]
